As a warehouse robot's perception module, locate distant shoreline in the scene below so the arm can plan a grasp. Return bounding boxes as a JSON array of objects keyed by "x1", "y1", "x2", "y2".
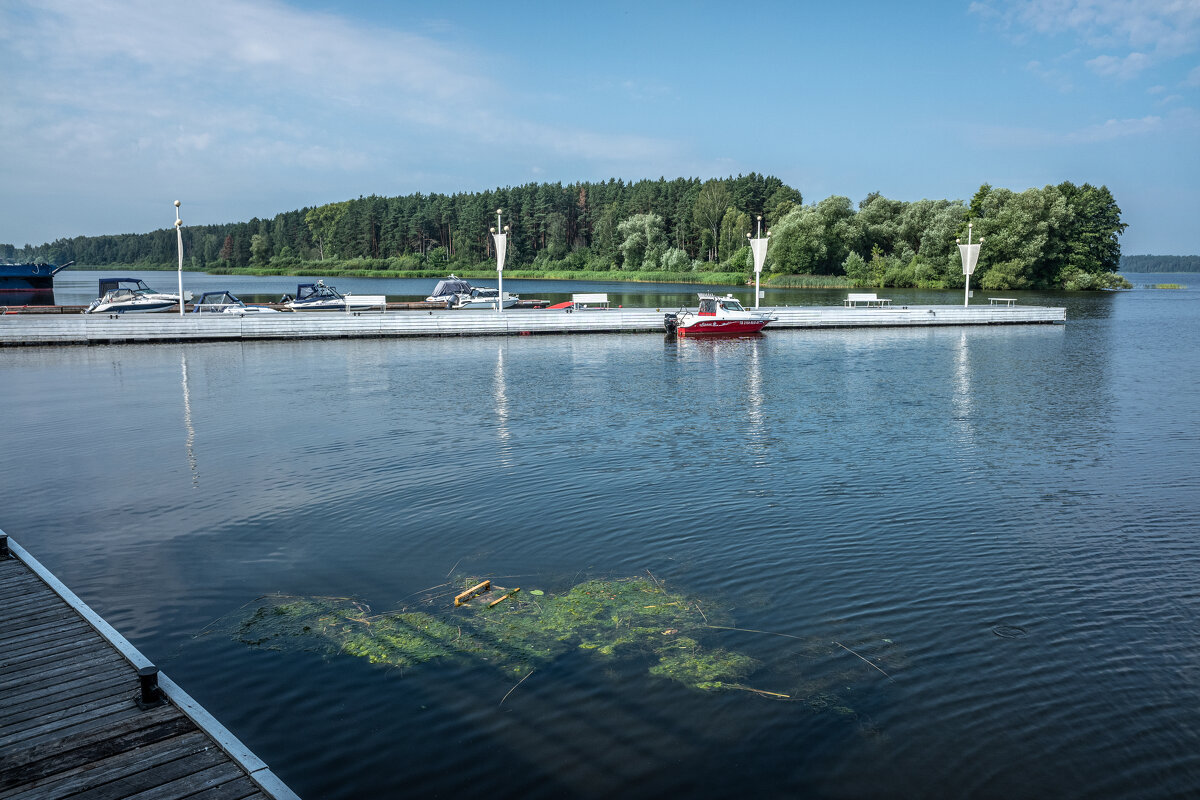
[{"x1": 63, "y1": 265, "x2": 856, "y2": 289}]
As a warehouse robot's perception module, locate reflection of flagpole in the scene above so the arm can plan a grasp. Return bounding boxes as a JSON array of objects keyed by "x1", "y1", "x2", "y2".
[
  {"x1": 957, "y1": 222, "x2": 983, "y2": 308},
  {"x1": 181, "y1": 352, "x2": 198, "y2": 487},
  {"x1": 174, "y1": 201, "x2": 185, "y2": 315},
  {"x1": 493, "y1": 344, "x2": 512, "y2": 468}
]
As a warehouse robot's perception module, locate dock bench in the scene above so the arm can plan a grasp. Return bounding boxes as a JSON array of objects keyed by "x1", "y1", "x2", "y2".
[
  {"x1": 989, "y1": 297, "x2": 1017, "y2": 307},
  {"x1": 844, "y1": 293, "x2": 892, "y2": 307},
  {"x1": 571, "y1": 293, "x2": 610, "y2": 309},
  {"x1": 346, "y1": 295, "x2": 387, "y2": 312}
]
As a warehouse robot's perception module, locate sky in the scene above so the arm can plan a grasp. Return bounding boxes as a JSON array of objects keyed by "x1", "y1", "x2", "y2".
[{"x1": 1, "y1": 0, "x2": 1198, "y2": 255}]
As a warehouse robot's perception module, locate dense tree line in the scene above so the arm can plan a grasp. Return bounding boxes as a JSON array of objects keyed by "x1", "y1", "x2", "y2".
[
  {"x1": 3, "y1": 176, "x2": 1129, "y2": 289},
  {"x1": 1119, "y1": 255, "x2": 1200, "y2": 273}
]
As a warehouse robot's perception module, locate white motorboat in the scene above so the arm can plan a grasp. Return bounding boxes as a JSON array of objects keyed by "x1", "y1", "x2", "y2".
[
  {"x1": 281, "y1": 281, "x2": 381, "y2": 311},
  {"x1": 426, "y1": 275, "x2": 519, "y2": 309},
  {"x1": 84, "y1": 278, "x2": 193, "y2": 314},
  {"x1": 426, "y1": 275, "x2": 473, "y2": 303},
  {"x1": 191, "y1": 291, "x2": 279, "y2": 315},
  {"x1": 664, "y1": 293, "x2": 776, "y2": 336},
  {"x1": 454, "y1": 286, "x2": 519, "y2": 309}
]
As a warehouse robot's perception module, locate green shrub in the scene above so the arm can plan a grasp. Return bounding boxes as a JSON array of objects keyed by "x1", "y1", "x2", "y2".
[{"x1": 980, "y1": 259, "x2": 1031, "y2": 290}]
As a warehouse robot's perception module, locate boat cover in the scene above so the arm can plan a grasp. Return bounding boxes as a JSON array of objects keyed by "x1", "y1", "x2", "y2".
[{"x1": 428, "y1": 278, "x2": 472, "y2": 299}]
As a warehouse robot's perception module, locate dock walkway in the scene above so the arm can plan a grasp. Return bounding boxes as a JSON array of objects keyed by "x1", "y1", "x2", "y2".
[
  {"x1": 0, "y1": 303, "x2": 1065, "y2": 346},
  {"x1": 0, "y1": 531, "x2": 298, "y2": 800}
]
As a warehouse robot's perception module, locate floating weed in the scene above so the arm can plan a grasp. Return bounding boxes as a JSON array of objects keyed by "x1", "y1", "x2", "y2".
[
  {"x1": 650, "y1": 645, "x2": 759, "y2": 685},
  {"x1": 225, "y1": 577, "x2": 896, "y2": 710}
]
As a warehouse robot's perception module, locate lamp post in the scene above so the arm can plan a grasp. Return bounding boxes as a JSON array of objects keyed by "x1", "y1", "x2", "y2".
[
  {"x1": 490, "y1": 209, "x2": 508, "y2": 312},
  {"x1": 957, "y1": 222, "x2": 983, "y2": 308},
  {"x1": 747, "y1": 215, "x2": 770, "y2": 309},
  {"x1": 174, "y1": 201, "x2": 184, "y2": 316}
]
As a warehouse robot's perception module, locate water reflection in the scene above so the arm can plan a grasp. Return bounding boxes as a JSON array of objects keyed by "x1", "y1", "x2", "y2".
[
  {"x1": 745, "y1": 337, "x2": 766, "y2": 451},
  {"x1": 493, "y1": 344, "x2": 513, "y2": 467},
  {"x1": 952, "y1": 330, "x2": 976, "y2": 452},
  {"x1": 181, "y1": 352, "x2": 198, "y2": 488}
]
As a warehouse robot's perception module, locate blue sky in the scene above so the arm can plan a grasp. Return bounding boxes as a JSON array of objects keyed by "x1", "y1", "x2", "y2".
[{"x1": 1, "y1": 0, "x2": 1197, "y2": 254}]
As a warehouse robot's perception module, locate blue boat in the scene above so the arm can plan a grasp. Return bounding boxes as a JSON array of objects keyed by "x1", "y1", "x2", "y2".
[{"x1": 0, "y1": 260, "x2": 74, "y2": 294}]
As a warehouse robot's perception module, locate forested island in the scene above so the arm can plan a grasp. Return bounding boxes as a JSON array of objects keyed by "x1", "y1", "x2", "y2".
[
  {"x1": 1118, "y1": 255, "x2": 1200, "y2": 273},
  {"x1": 3, "y1": 175, "x2": 1132, "y2": 290}
]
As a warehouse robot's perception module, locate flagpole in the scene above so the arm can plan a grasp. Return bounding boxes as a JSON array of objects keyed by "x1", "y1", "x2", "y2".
[{"x1": 174, "y1": 201, "x2": 184, "y2": 315}]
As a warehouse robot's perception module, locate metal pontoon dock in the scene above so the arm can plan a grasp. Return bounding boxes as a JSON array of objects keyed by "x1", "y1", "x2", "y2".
[
  {"x1": 0, "y1": 530, "x2": 298, "y2": 800},
  {"x1": 0, "y1": 304, "x2": 1064, "y2": 346}
]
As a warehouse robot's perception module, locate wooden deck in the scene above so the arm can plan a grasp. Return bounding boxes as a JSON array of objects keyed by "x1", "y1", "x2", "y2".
[
  {"x1": 0, "y1": 303, "x2": 1066, "y2": 346},
  {"x1": 0, "y1": 533, "x2": 298, "y2": 800}
]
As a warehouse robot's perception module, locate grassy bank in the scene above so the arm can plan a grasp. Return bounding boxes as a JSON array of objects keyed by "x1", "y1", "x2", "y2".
[{"x1": 764, "y1": 273, "x2": 853, "y2": 289}]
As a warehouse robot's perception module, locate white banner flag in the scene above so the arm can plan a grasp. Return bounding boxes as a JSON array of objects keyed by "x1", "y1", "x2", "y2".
[
  {"x1": 493, "y1": 232, "x2": 507, "y2": 272},
  {"x1": 750, "y1": 237, "x2": 769, "y2": 274},
  {"x1": 958, "y1": 242, "x2": 981, "y2": 275}
]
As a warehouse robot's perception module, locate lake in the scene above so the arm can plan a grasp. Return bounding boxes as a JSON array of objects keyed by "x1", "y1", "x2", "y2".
[{"x1": 2, "y1": 273, "x2": 1198, "y2": 798}]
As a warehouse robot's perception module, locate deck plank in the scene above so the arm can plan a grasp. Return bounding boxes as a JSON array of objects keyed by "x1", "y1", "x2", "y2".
[
  {"x1": 0, "y1": 575, "x2": 44, "y2": 599},
  {"x1": 0, "y1": 648, "x2": 125, "y2": 692},
  {"x1": 0, "y1": 731, "x2": 211, "y2": 800},
  {"x1": 184, "y1": 775, "x2": 268, "y2": 800},
  {"x1": 67, "y1": 746, "x2": 231, "y2": 800},
  {"x1": 2, "y1": 662, "x2": 130, "y2": 712},
  {"x1": 0, "y1": 608, "x2": 89, "y2": 641},
  {"x1": 0, "y1": 671, "x2": 132, "y2": 730},
  {"x1": 0, "y1": 632, "x2": 115, "y2": 672},
  {"x1": 0, "y1": 709, "x2": 193, "y2": 790},
  {"x1": 0, "y1": 545, "x2": 296, "y2": 800},
  {"x1": 0, "y1": 592, "x2": 66, "y2": 616}
]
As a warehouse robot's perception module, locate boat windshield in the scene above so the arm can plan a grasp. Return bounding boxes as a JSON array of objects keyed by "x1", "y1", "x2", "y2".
[
  {"x1": 719, "y1": 299, "x2": 745, "y2": 311},
  {"x1": 298, "y1": 283, "x2": 341, "y2": 300},
  {"x1": 195, "y1": 292, "x2": 243, "y2": 311}
]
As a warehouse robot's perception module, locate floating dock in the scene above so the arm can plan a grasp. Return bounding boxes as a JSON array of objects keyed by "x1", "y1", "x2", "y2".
[
  {"x1": 0, "y1": 304, "x2": 1064, "y2": 346},
  {"x1": 0, "y1": 530, "x2": 299, "y2": 800}
]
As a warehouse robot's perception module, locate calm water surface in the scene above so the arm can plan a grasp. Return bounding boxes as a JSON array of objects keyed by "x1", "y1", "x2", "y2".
[{"x1": 2, "y1": 275, "x2": 1198, "y2": 798}]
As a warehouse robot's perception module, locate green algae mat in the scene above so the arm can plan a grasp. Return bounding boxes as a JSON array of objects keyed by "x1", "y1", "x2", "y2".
[{"x1": 227, "y1": 575, "x2": 901, "y2": 709}]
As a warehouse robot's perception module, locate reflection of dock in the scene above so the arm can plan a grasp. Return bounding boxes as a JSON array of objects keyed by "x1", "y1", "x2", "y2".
[
  {"x1": 0, "y1": 531, "x2": 298, "y2": 799},
  {"x1": 0, "y1": 304, "x2": 1065, "y2": 346}
]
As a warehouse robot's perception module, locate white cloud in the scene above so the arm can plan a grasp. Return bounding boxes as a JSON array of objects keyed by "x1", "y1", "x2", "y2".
[
  {"x1": 0, "y1": 0, "x2": 675, "y2": 183},
  {"x1": 974, "y1": 0, "x2": 1200, "y2": 54},
  {"x1": 1187, "y1": 65, "x2": 1200, "y2": 86},
  {"x1": 1086, "y1": 52, "x2": 1151, "y2": 79},
  {"x1": 972, "y1": 0, "x2": 1200, "y2": 78},
  {"x1": 1026, "y1": 59, "x2": 1074, "y2": 91},
  {"x1": 1066, "y1": 115, "x2": 1162, "y2": 142},
  {"x1": 971, "y1": 114, "x2": 1164, "y2": 147}
]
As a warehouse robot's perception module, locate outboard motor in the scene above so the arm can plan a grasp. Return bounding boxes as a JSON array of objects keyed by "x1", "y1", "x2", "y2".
[{"x1": 663, "y1": 312, "x2": 678, "y2": 334}]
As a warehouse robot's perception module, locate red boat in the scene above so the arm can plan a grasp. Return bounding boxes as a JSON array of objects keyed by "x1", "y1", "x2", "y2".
[{"x1": 664, "y1": 293, "x2": 775, "y2": 336}]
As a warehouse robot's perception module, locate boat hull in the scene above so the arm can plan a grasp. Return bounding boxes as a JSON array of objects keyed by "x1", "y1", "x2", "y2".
[
  {"x1": 456, "y1": 297, "x2": 519, "y2": 309},
  {"x1": 676, "y1": 319, "x2": 770, "y2": 336},
  {"x1": 87, "y1": 300, "x2": 182, "y2": 314},
  {"x1": 0, "y1": 276, "x2": 53, "y2": 293},
  {"x1": 0, "y1": 262, "x2": 70, "y2": 303},
  {"x1": 287, "y1": 301, "x2": 347, "y2": 311}
]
